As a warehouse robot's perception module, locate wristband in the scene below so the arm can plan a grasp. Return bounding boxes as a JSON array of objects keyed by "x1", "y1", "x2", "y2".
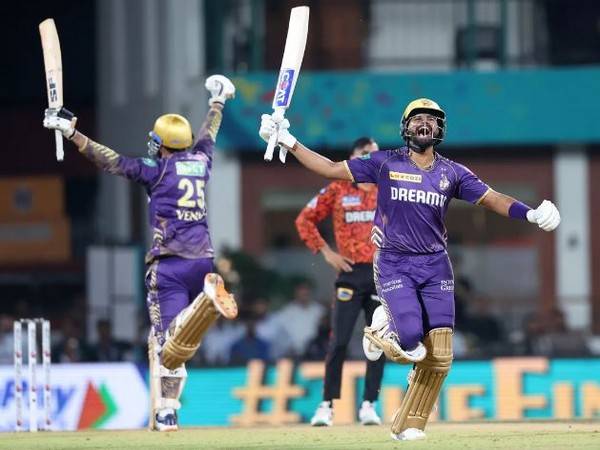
[{"x1": 508, "y1": 201, "x2": 531, "y2": 220}]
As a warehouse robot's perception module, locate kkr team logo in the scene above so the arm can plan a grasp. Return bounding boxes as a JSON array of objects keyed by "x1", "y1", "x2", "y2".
[{"x1": 439, "y1": 172, "x2": 450, "y2": 191}]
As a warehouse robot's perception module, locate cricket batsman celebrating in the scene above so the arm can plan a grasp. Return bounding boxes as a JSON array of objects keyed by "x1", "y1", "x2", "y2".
[
  {"x1": 43, "y1": 75, "x2": 239, "y2": 431},
  {"x1": 260, "y1": 98, "x2": 560, "y2": 440},
  {"x1": 295, "y1": 137, "x2": 385, "y2": 426}
]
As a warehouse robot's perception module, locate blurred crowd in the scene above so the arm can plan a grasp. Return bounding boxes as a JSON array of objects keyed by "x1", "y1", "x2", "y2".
[
  {"x1": 0, "y1": 255, "x2": 600, "y2": 366},
  {"x1": 0, "y1": 255, "x2": 598, "y2": 366}
]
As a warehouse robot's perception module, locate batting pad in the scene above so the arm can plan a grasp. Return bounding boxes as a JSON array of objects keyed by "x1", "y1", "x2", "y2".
[
  {"x1": 162, "y1": 273, "x2": 237, "y2": 370},
  {"x1": 391, "y1": 327, "x2": 453, "y2": 433}
]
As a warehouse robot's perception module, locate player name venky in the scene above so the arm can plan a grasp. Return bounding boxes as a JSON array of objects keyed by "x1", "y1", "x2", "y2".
[
  {"x1": 176, "y1": 209, "x2": 205, "y2": 221},
  {"x1": 390, "y1": 187, "x2": 447, "y2": 207}
]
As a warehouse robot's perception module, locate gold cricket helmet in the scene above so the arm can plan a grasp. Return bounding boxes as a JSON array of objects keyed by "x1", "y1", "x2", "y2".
[
  {"x1": 151, "y1": 113, "x2": 193, "y2": 150},
  {"x1": 401, "y1": 98, "x2": 446, "y2": 143}
]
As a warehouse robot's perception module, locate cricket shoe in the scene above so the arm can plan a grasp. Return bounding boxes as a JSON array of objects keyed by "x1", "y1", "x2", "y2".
[
  {"x1": 154, "y1": 408, "x2": 178, "y2": 432},
  {"x1": 362, "y1": 305, "x2": 387, "y2": 361},
  {"x1": 391, "y1": 427, "x2": 427, "y2": 441},
  {"x1": 204, "y1": 273, "x2": 238, "y2": 319},
  {"x1": 358, "y1": 401, "x2": 381, "y2": 426},
  {"x1": 363, "y1": 306, "x2": 426, "y2": 363},
  {"x1": 310, "y1": 401, "x2": 333, "y2": 426}
]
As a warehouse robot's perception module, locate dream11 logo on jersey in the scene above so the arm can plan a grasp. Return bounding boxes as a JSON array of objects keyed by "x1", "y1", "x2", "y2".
[{"x1": 275, "y1": 69, "x2": 295, "y2": 107}]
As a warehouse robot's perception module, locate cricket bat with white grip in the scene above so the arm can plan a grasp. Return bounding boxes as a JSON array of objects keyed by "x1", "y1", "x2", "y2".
[
  {"x1": 264, "y1": 6, "x2": 309, "y2": 163},
  {"x1": 39, "y1": 18, "x2": 64, "y2": 161}
]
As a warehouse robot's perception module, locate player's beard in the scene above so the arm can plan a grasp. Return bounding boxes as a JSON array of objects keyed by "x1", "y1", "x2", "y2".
[{"x1": 408, "y1": 125, "x2": 436, "y2": 153}]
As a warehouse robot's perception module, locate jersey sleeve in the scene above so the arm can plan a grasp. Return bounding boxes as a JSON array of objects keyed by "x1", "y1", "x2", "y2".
[
  {"x1": 190, "y1": 105, "x2": 223, "y2": 171},
  {"x1": 78, "y1": 138, "x2": 161, "y2": 187},
  {"x1": 453, "y1": 163, "x2": 491, "y2": 204},
  {"x1": 295, "y1": 183, "x2": 337, "y2": 253},
  {"x1": 344, "y1": 151, "x2": 385, "y2": 183}
]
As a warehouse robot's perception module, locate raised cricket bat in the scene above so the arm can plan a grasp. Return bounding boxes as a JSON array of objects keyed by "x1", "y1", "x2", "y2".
[
  {"x1": 39, "y1": 18, "x2": 64, "y2": 161},
  {"x1": 264, "y1": 6, "x2": 309, "y2": 163}
]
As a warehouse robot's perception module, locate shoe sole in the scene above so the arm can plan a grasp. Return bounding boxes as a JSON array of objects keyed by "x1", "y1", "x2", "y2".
[
  {"x1": 154, "y1": 425, "x2": 178, "y2": 432},
  {"x1": 206, "y1": 273, "x2": 238, "y2": 319},
  {"x1": 361, "y1": 420, "x2": 382, "y2": 426},
  {"x1": 310, "y1": 421, "x2": 332, "y2": 427},
  {"x1": 390, "y1": 431, "x2": 426, "y2": 441}
]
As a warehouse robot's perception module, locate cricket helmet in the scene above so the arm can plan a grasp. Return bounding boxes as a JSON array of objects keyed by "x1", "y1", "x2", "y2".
[
  {"x1": 147, "y1": 113, "x2": 193, "y2": 157},
  {"x1": 400, "y1": 98, "x2": 446, "y2": 145}
]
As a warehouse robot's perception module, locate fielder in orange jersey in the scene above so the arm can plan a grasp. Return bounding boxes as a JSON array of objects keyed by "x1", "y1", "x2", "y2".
[{"x1": 295, "y1": 137, "x2": 385, "y2": 427}]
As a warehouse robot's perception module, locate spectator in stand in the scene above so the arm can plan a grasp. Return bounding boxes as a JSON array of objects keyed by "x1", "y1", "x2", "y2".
[
  {"x1": 0, "y1": 315, "x2": 14, "y2": 364},
  {"x1": 53, "y1": 316, "x2": 89, "y2": 363},
  {"x1": 273, "y1": 281, "x2": 325, "y2": 358},
  {"x1": 89, "y1": 319, "x2": 129, "y2": 362},
  {"x1": 229, "y1": 317, "x2": 271, "y2": 365}
]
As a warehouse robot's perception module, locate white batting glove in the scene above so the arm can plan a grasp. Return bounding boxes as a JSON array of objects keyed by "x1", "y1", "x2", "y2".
[
  {"x1": 43, "y1": 107, "x2": 77, "y2": 139},
  {"x1": 259, "y1": 114, "x2": 297, "y2": 148},
  {"x1": 526, "y1": 200, "x2": 561, "y2": 231},
  {"x1": 205, "y1": 75, "x2": 235, "y2": 106}
]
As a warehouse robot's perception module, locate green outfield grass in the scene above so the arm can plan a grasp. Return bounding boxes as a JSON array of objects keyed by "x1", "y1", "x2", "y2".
[{"x1": 1, "y1": 421, "x2": 599, "y2": 449}]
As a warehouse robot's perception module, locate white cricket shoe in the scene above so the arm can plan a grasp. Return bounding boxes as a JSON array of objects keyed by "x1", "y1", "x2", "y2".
[
  {"x1": 358, "y1": 401, "x2": 381, "y2": 425},
  {"x1": 310, "y1": 401, "x2": 333, "y2": 426},
  {"x1": 362, "y1": 305, "x2": 387, "y2": 361},
  {"x1": 154, "y1": 408, "x2": 178, "y2": 432},
  {"x1": 363, "y1": 305, "x2": 427, "y2": 363},
  {"x1": 363, "y1": 335, "x2": 384, "y2": 361},
  {"x1": 391, "y1": 427, "x2": 426, "y2": 441}
]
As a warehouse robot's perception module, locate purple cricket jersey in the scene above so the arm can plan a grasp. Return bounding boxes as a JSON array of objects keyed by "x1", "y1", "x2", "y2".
[
  {"x1": 79, "y1": 108, "x2": 224, "y2": 263},
  {"x1": 345, "y1": 147, "x2": 490, "y2": 254}
]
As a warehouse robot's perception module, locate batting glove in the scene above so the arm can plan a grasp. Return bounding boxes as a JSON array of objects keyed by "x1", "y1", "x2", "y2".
[
  {"x1": 43, "y1": 107, "x2": 77, "y2": 139},
  {"x1": 259, "y1": 114, "x2": 297, "y2": 149},
  {"x1": 526, "y1": 199, "x2": 561, "y2": 231},
  {"x1": 205, "y1": 75, "x2": 235, "y2": 106}
]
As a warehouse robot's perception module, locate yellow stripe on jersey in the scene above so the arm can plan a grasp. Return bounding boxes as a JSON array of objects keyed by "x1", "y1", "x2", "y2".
[
  {"x1": 476, "y1": 187, "x2": 492, "y2": 205},
  {"x1": 342, "y1": 160, "x2": 355, "y2": 183}
]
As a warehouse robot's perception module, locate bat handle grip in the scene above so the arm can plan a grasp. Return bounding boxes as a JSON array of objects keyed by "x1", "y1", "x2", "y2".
[
  {"x1": 264, "y1": 133, "x2": 278, "y2": 162},
  {"x1": 279, "y1": 146, "x2": 288, "y2": 163},
  {"x1": 55, "y1": 130, "x2": 64, "y2": 161}
]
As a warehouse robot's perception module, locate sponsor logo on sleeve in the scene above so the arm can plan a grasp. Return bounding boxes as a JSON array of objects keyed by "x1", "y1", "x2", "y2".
[
  {"x1": 142, "y1": 158, "x2": 158, "y2": 167},
  {"x1": 389, "y1": 172, "x2": 422, "y2": 183},
  {"x1": 176, "y1": 161, "x2": 206, "y2": 177}
]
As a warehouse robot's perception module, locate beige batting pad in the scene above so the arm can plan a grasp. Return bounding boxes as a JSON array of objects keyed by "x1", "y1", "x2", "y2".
[{"x1": 391, "y1": 327, "x2": 453, "y2": 433}]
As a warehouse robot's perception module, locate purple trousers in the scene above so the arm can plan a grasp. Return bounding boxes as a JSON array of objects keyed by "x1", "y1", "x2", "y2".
[
  {"x1": 145, "y1": 256, "x2": 214, "y2": 345},
  {"x1": 373, "y1": 249, "x2": 454, "y2": 351}
]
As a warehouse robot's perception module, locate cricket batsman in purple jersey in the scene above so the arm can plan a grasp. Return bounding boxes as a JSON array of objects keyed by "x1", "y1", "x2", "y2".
[
  {"x1": 43, "y1": 75, "x2": 239, "y2": 431},
  {"x1": 259, "y1": 98, "x2": 560, "y2": 441}
]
